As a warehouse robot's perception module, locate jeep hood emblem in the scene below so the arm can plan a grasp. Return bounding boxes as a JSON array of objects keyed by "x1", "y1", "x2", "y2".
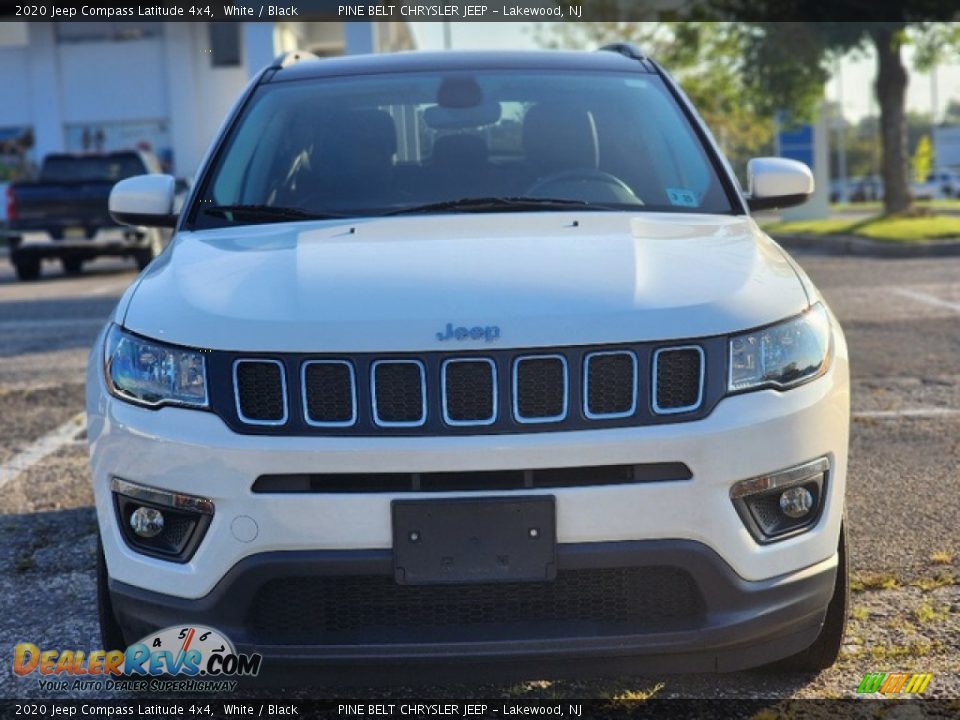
[{"x1": 436, "y1": 323, "x2": 501, "y2": 342}]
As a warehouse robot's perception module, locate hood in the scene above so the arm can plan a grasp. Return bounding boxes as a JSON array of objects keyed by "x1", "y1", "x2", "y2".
[{"x1": 122, "y1": 212, "x2": 809, "y2": 352}]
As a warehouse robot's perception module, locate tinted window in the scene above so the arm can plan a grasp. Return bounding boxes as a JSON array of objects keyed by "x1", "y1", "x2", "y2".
[
  {"x1": 195, "y1": 69, "x2": 733, "y2": 227},
  {"x1": 40, "y1": 153, "x2": 146, "y2": 183}
]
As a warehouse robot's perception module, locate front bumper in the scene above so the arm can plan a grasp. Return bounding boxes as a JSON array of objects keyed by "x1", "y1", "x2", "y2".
[{"x1": 108, "y1": 540, "x2": 837, "y2": 680}]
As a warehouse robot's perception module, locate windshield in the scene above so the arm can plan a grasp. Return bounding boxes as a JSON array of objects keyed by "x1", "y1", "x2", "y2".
[{"x1": 191, "y1": 69, "x2": 734, "y2": 228}]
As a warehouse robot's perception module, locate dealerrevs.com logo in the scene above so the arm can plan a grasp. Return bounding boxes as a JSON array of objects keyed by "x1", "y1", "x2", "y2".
[{"x1": 13, "y1": 625, "x2": 262, "y2": 692}]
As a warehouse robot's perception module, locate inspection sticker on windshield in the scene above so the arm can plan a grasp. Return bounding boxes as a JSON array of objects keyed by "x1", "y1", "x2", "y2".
[{"x1": 666, "y1": 188, "x2": 699, "y2": 208}]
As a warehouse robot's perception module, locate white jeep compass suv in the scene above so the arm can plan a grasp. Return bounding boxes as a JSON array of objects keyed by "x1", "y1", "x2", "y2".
[{"x1": 88, "y1": 46, "x2": 849, "y2": 682}]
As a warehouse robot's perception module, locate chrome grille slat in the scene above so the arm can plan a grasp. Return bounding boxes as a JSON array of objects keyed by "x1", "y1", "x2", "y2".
[
  {"x1": 441, "y1": 358, "x2": 497, "y2": 426},
  {"x1": 371, "y1": 359, "x2": 427, "y2": 427},
  {"x1": 583, "y1": 350, "x2": 637, "y2": 419},
  {"x1": 652, "y1": 346, "x2": 705, "y2": 414},
  {"x1": 512, "y1": 354, "x2": 568, "y2": 424},
  {"x1": 301, "y1": 360, "x2": 357, "y2": 427},
  {"x1": 233, "y1": 359, "x2": 288, "y2": 426}
]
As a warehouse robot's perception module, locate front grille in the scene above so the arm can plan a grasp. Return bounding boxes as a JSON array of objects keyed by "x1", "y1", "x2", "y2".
[
  {"x1": 302, "y1": 361, "x2": 355, "y2": 426},
  {"x1": 442, "y1": 358, "x2": 496, "y2": 425},
  {"x1": 249, "y1": 567, "x2": 704, "y2": 644},
  {"x1": 653, "y1": 347, "x2": 704, "y2": 414},
  {"x1": 233, "y1": 360, "x2": 286, "y2": 424},
  {"x1": 252, "y1": 462, "x2": 693, "y2": 493},
  {"x1": 514, "y1": 355, "x2": 567, "y2": 422},
  {"x1": 372, "y1": 360, "x2": 425, "y2": 426},
  {"x1": 223, "y1": 339, "x2": 719, "y2": 435},
  {"x1": 584, "y1": 351, "x2": 637, "y2": 418}
]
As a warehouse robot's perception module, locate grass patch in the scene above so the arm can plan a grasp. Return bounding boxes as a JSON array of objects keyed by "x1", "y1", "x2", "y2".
[
  {"x1": 763, "y1": 212, "x2": 960, "y2": 243},
  {"x1": 851, "y1": 573, "x2": 899, "y2": 592},
  {"x1": 611, "y1": 682, "x2": 665, "y2": 701},
  {"x1": 851, "y1": 606, "x2": 870, "y2": 622},
  {"x1": 869, "y1": 640, "x2": 937, "y2": 662},
  {"x1": 909, "y1": 572, "x2": 957, "y2": 592},
  {"x1": 929, "y1": 550, "x2": 954, "y2": 565},
  {"x1": 913, "y1": 603, "x2": 949, "y2": 624},
  {"x1": 831, "y1": 198, "x2": 960, "y2": 212}
]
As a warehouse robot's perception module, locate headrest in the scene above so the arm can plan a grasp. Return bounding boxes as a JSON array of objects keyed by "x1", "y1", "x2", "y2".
[{"x1": 522, "y1": 103, "x2": 598, "y2": 173}]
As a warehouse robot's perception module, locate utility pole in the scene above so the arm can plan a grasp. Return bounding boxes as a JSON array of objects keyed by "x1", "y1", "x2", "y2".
[{"x1": 443, "y1": 22, "x2": 452, "y2": 50}]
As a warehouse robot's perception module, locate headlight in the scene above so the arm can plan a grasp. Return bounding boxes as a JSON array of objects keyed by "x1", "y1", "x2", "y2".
[
  {"x1": 728, "y1": 303, "x2": 831, "y2": 392},
  {"x1": 104, "y1": 324, "x2": 208, "y2": 408}
]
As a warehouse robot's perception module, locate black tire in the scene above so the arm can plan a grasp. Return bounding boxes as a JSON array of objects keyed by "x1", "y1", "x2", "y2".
[
  {"x1": 780, "y1": 523, "x2": 849, "y2": 671},
  {"x1": 13, "y1": 257, "x2": 41, "y2": 281},
  {"x1": 96, "y1": 536, "x2": 127, "y2": 651},
  {"x1": 61, "y1": 257, "x2": 84, "y2": 276}
]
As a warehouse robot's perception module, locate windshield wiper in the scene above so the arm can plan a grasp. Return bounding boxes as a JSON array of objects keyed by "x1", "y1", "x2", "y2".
[
  {"x1": 385, "y1": 196, "x2": 615, "y2": 216},
  {"x1": 203, "y1": 204, "x2": 350, "y2": 223}
]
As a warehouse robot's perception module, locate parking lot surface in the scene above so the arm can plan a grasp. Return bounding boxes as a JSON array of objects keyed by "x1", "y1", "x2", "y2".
[{"x1": 1, "y1": 251, "x2": 957, "y2": 700}]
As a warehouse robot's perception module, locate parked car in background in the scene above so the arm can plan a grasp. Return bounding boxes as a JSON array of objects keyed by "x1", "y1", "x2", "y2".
[
  {"x1": 3, "y1": 150, "x2": 171, "y2": 281},
  {"x1": 912, "y1": 168, "x2": 960, "y2": 200},
  {"x1": 847, "y1": 175, "x2": 883, "y2": 203}
]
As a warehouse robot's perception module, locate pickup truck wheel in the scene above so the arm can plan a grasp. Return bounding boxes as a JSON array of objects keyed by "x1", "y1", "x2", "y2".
[
  {"x1": 61, "y1": 257, "x2": 84, "y2": 275},
  {"x1": 777, "y1": 523, "x2": 849, "y2": 672},
  {"x1": 96, "y1": 536, "x2": 127, "y2": 651},
  {"x1": 14, "y1": 257, "x2": 41, "y2": 282}
]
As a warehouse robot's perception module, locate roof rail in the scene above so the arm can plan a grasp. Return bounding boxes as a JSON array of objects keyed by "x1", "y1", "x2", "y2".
[
  {"x1": 270, "y1": 50, "x2": 319, "y2": 70},
  {"x1": 597, "y1": 43, "x2": 647, "y2": 61}
]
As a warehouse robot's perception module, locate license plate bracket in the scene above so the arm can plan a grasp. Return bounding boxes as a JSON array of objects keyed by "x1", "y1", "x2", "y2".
[{"x1": 392, "y1": 496, "x2": 556, "y2": 585}]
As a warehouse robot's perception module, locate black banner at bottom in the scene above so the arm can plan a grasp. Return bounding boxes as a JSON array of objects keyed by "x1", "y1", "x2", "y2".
[{"x1": 0, "y1": 699, "x2": 956, "y2": 720}]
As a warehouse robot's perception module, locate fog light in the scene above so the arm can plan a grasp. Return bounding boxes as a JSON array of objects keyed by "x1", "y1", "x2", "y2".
[
  {"x1": 730, "y1": 457, "x2": 829, "y2": 543},
  {"x1": 130, "y1": 506, "x2": 164, "y2": 538},
  {"x1": 779, "y1": 486, "x2": 814, "y2": 519},
  {"x1": 111, "y1": 478, "x2": 214, "y2": 563}
]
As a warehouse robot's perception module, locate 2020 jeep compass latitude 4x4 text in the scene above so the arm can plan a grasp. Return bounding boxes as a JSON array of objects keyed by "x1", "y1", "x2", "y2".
[{"x1": 89, "y1": 47, "x2": 849, "y2": 681}]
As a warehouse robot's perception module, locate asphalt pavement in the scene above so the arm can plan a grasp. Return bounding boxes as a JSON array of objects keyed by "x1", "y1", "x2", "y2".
[{"x1": 0, "y1": 251, "x2": 957, "y2": 701}]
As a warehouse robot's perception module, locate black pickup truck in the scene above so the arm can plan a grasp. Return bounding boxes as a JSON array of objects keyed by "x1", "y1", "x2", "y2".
[{"x1": 3, "y1": 151, "x2": 170, "y2": 281}]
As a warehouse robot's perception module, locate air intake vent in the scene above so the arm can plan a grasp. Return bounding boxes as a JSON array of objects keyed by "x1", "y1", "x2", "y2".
[
  {"x1": 584, "y1": 351, "x2": 637, "y2": 418},
  {"x1": 442, "y1": 358, "x2": 497, "y2": 426},
  {"x1": 513, "y1": 355, "x2": 567, "y2": 423},
  {"x1": 233, "y1": 359, "x2": 287, "y2": 425},
  {"x1": 302, "y1": 361, "x2": 356, "y2": 426},
  {"x1": 653, "y1": 346, "x2": 704, "y2": 414},
  {"x1": 372, "y1": 360, "x2": 426, "y2": 427}
]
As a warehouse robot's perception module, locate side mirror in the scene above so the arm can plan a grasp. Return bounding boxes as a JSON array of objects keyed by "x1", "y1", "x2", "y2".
[
  {"x1": 109, "y1": 174, "x2": 177, "y2": 228},
  {"x1": 746, "y1": 157, "x2": 814, "y2": 211}
]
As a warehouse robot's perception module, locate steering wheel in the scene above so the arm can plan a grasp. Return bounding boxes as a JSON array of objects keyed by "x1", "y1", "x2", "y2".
[{"x1": 526, "y1": 169, "x2": 639, "y2": 202}]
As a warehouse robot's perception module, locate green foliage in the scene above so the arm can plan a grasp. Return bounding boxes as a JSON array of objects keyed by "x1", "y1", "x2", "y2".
[{"x1": 913, "y1": 135, "x2": 933, "y2": 182}]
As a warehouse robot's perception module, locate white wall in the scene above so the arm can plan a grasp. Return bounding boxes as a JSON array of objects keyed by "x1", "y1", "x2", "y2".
[
  {"x1": 0, "y1": 48, "x2": 31, "y2": 127},
  {"x1": 58, "y1": 37, "x2": 168, "y2": 124}
]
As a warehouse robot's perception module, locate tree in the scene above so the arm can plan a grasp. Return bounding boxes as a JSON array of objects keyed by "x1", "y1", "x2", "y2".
[{"x1": 702, "y1": 4, "x2": 960, "y2": 213}]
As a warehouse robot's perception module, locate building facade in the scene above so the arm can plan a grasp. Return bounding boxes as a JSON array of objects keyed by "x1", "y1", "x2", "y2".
[{"x1": 0, "y1": 21, "x2": 415, "y2": 185}]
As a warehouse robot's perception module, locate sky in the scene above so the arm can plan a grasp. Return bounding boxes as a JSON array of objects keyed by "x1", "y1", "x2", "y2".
[{"x1": 411, "y1": 22, "x2": 960, "y2": 124}]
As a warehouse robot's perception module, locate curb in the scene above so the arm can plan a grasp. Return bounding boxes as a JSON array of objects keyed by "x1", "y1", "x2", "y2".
[{"x1": 774, "y1": 233, "x2": 960, "y2": 258}]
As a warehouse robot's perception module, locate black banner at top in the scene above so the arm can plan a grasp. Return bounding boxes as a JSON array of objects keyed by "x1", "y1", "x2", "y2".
[{"x1": 1, "y1": 0, "x2": 958, "y2": 22}]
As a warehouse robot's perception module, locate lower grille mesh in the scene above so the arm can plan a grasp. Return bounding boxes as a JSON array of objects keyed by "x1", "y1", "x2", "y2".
[{"x1": 249, "y1": 567, "x2": 704, "y2": 644}]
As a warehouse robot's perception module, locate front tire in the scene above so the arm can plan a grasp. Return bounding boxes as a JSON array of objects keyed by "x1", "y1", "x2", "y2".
[
  {"x1": 780, "y1": 523, "x2": 849, "y2": 671},
  {"x1": 61, "y1": 257, "x2": 84, "y2": 275},
  {"x1": 13, "y1": 256, "x2": 41, "y2": 281},
  {"x1": 96, "y1": 537, "x2": 127, "y2": 651}
]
